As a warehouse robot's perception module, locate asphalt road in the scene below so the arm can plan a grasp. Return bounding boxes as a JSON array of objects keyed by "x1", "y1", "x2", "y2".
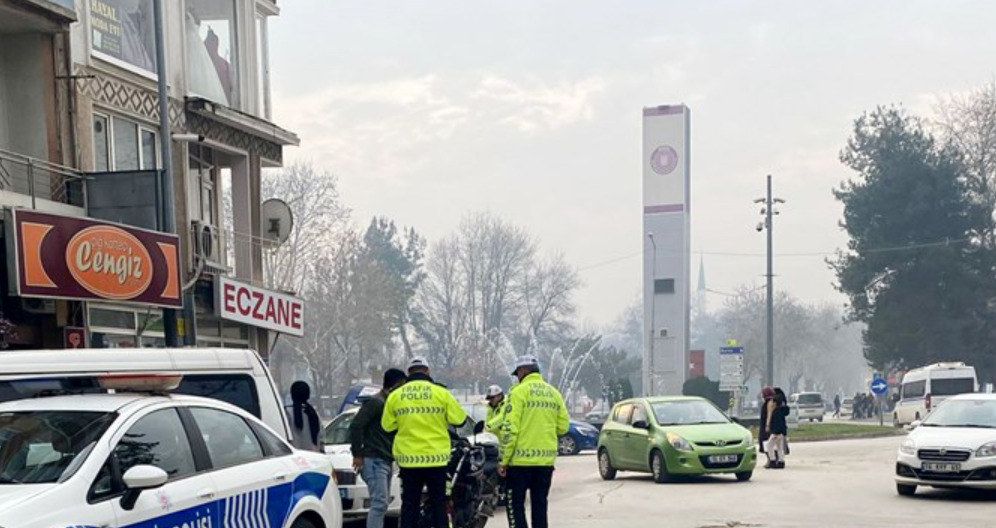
[{"x1": 483, "y1": 436, "x2": 995, "y2": 528}]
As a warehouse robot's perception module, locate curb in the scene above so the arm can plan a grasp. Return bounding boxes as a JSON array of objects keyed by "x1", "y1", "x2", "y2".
[{"x1": 780, "y1": 431, "x2": 905, "y2": 443}]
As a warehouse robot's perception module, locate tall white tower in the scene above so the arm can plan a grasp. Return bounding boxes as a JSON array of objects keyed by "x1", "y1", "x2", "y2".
[{"x1": 642, "y1": 104, "x2": 691, "y2": 396}]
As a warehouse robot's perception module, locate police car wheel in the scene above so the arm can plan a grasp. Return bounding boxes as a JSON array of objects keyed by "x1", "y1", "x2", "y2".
[{"x1": 290, "y1": 517, "x2": 319, "y2": 528}]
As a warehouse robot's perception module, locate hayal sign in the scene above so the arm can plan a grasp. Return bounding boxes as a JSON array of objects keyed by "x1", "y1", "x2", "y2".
[
  {"x1": 5, "y1": 209, "x2": 181, "y2": 307},
  {"x1": 215, "y1": 276, "x2": 304, "y2": 337}
]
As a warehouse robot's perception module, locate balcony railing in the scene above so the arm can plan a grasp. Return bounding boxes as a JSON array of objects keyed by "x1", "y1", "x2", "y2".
[{"x1": 0, "y1": 149, "x2": 85, "y2": 209}]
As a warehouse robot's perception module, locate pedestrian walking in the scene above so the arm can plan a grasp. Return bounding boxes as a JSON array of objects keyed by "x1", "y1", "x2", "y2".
[
  {"x1": 758, "y1": 387, "x2": 775, "y2": 468},
  {"x1": 501, "y1": 355, "x2": 570, "y2": 528},
  {"x1": 349, "y1": 368, "x2": 408, "y2": 528},
  {"x1": 833, "y1": 394, "x2": 841, "y2": 419},
  {"x1": 766, "y1": 388, "x2": 790, "y2": 469},
  {"x1": 287, "y1": 380, "x2": 323, "y2": 452},
  {"x1": 381, "y1": 357, "x2": 468, "y2": 528}
]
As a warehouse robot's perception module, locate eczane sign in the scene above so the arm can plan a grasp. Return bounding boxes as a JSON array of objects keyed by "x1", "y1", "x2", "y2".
[{"x1": 215, "y1": 276, "x2": 304, "y2": 336}]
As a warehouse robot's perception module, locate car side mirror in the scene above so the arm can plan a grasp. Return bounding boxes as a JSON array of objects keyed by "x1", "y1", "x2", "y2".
[
  {"x1": 906, "y1": 420, "x2": 921, "y2": 432},
  {"x1": 730, "y1": 416, "x2": 742, "y2": 425},
  {"x1": 631, "y1": 420, "x2": 650, "y2": 430},
  {"x1": 120, "y1": 465, "x2": 169, "y2": 511},
  {"x1": 473, "y1": 420, "x2": 485, "y2": 435}
]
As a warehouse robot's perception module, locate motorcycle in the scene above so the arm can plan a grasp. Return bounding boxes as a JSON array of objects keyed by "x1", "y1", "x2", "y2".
[{"x1": 419, "y1": 421, "x2": 501, "y2": 528}]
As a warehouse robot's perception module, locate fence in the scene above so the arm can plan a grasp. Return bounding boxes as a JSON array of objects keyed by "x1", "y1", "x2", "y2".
[{"x1": 0, "y1": 149, "x2": 85, "y2": 208}]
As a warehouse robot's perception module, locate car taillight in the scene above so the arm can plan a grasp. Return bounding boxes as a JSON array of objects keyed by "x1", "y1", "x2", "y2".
[{"x1": 925, "y1": 393, "x2": 932, "y2": 412}]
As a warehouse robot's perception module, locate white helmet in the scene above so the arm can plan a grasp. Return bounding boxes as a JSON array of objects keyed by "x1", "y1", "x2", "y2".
[{"x1": 485, "y1": 385, "x2": 504, "y2": 398}]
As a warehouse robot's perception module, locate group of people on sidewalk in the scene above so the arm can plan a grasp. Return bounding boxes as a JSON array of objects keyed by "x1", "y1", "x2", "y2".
[
  {"x1": 758, "y1": 386, "x2": 790, "y2": 469},
  {"x1": 315, "y1": 354, "x2": 569, "y2": 528}
]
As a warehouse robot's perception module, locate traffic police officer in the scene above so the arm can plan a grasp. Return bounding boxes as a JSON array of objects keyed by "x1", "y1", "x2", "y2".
[
  {"x1": 485, "y1": 384, "x2": 508, "y2": 433},
  {"x1": 500, "y1": 355, "x2": 570, "y2": 528},
  {"x1": 382, "y1": 357, "x2": 468, "y2": 528}
]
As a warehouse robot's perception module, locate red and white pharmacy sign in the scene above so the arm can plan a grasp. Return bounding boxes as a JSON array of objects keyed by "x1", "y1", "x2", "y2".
[{"x1": 215, "y1": 276, "x2": 304, "y2": 337}]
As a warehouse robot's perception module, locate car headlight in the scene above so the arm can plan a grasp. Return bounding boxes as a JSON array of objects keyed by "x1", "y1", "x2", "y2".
[
  {"x1": 899, "y1": 438, "x2": 916, "y2": 456},
  {"x1": 976, "y1": 441, "x2": 996, "y2": 458},
  {"x1": 744, "y1": 435, "x2": 755, "y2": 448},
  {"x1": 666, "y1": 432, "x2": 693, "y2": 452}
]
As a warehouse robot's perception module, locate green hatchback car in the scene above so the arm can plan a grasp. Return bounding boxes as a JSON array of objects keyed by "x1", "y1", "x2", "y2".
[{"x1": 597, "y1": 396, "x2": 757, "y2": 483}]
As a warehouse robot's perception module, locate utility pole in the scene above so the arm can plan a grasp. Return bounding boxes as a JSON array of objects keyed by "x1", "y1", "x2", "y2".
[
  {"x1": 755, "y1": 175, "x2": 784, "y2": 388},
  {"x1": 153, "y1": 0, "x2": 179, "y2": 347},
  {"x1": 647, "y1": 232, "x2": 657, "y2": 396}
]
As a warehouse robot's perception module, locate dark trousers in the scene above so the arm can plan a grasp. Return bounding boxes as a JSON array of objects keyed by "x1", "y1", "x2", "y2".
[
  {"x1": 399, "y1": 466, "x2": 448, "y2": 528},
  {"x1": 505, "y1": 466, "x2": 554, "y2": 528}
]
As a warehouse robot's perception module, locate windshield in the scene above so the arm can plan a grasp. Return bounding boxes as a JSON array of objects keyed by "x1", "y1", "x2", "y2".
[
  {"x1": 930, "y1": 377, "x2": 975, "y2": 396},
  {"x1": 798, "y1": 394, "x2": 823, "y2": 405},
  {"x1": 922, "y1": 399, "x2": 996, "y2": 428},
  {"x1": 651, "y1": 400, "x2": 730, "y2": 426},
  {"x1": 0, "y1": 411, "x2": 115, "y2": 484},
  {"x1": 323, "y1": 412, "x2": 354, "y2": 446}
]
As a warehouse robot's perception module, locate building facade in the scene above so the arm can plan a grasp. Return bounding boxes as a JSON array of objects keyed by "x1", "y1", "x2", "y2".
[{"x1": 0, "y1": 0, "x2": 301, "y2": 357}]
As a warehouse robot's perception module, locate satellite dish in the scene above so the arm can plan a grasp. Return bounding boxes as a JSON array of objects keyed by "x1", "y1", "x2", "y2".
[{"x1": 261, "y1": 198, "x2": 293, "y2": 245}]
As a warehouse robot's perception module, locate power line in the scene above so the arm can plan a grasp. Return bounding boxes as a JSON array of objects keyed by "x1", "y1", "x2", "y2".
[{"x1": 575, "y1": 237, "x2": 974, "y2": 273}]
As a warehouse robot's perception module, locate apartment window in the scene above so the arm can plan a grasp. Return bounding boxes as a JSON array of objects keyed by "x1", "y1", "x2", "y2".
[
  {"x1": 92, "y1": 113, "x2": 158, "y2": 171},
  {"x1": 186, "y1": 0, "x2": 240, "y2": 108},
  {"x1": 89, "y1": 0, "x2": 157, "y2": 75}
]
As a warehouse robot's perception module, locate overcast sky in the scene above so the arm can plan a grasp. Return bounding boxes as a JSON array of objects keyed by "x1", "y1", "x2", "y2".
[{"x1": 268, "y1": 1, "x2": 996, "y2": 326}]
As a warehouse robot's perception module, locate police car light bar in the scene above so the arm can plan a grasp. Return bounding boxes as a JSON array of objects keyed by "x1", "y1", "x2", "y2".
[{"x1": 98, "y1": 373, "x2": 184, "y2": 392}]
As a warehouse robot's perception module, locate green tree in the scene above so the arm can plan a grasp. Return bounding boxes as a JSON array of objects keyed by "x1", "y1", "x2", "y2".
[{"x1": 832, "y1": 107, "x2": 993, "y2": 377}]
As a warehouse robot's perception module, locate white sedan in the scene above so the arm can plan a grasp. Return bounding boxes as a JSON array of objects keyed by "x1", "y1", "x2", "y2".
[
  {"x1": 0, "y1": 376, "x2": 341, "y2": 528},
  {"x1": 895, "y1": 393, "x2": 996, "y2": 495}
]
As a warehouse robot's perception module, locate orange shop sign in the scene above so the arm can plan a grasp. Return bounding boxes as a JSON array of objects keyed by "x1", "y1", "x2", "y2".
[
  {"x1": 6, "y1": 209, "x2": 181, "y2": 307},
  {"x1": 215, "y1": 276, "x2": 304, "y2": 337}
]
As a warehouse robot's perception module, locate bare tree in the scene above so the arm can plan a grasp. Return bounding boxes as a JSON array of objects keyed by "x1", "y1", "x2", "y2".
[{"x1": 935, "y1": 81, "x2": 996, "y2": 247}]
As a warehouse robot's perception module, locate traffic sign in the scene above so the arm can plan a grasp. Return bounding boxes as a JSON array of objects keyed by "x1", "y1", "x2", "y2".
[
  {"x1": 719, "y1": 346, "x2": 745, "y2": 391},
  {"x1": 870, "y1": 377, "x2": 888, "y2": 395}
]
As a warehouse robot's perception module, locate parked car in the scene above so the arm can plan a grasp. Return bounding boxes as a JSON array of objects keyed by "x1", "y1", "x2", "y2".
[
  {"x1": 0, "y1": 347, "x2": 291, "y2": 439},
  {"x1": 559, "y1": 421, "x2": 600, "y2": 455},
  {"x1": 0, "y1": 374, "x2": 342, "y2": 528},
  {"x1": 597, "y1": 396, "x2": 757, "y2": 483},
  {"x1": 584, "y1": 410, "x2": 611, "y2": 430},
  {"x1": 895, "y1": 393, "x2": 996, "y2": 495},
  {"x1": 841, "y1": 397, "x2": 855, "y2": 417},
  {"x1": 894, "y1": 362, "x2": 978, "y2": 427},
  {"x1": 791, "y1": 392, "x2": 825, "y2": 422}
]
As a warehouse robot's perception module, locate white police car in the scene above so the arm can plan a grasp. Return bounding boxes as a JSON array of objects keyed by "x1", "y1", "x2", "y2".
[{"x1": 0, "y1": 374, "x2": 342, "y2": 528}]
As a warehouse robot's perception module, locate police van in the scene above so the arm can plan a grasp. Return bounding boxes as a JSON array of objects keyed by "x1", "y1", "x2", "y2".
[
  {"x1": 893, "y1": 362, "x2": 978, "y2": 427},
  {"x1": 0, "y1": 373, "x2": 342, "y2": 528},
  {"x1": 0, "y1": 348, "x2": 292, "y2": 441}
]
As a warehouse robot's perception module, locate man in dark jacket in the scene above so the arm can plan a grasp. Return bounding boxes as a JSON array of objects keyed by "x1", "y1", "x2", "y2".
[{"x1": 350, "y1": 368, "x2": 407, "y2": 528}]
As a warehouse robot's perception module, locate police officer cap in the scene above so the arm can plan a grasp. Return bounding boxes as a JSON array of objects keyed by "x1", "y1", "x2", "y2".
[
  {"x1": 511, "y1": 354, "x2": 540, "y2": 374},
  {"x1": 485, "y1": 384, "x2": 504, "y2": 398},
  {"x1": 408, "y1": 356, "x2": 430, "y2": 370}
]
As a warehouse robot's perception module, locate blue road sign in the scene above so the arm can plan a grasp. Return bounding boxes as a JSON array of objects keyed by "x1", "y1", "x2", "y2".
[{"x1": 870, "y1": 377, "x2": 888, "y2": 395}]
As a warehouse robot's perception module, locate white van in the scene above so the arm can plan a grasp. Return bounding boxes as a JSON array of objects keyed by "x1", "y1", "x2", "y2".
[
  {"x1": 0, "y1": 347, "x2": 291, "y2": 439},
  {"x1": 893, "y1": 362, "x2": 978, "y2": 427}
]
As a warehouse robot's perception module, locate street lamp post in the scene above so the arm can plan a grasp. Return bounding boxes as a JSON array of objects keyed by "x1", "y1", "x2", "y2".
[
  {"x1": 755, "y1": 175, "x2": 784, "y2": 388},
  {"x1": 647, "y1": 232, "x2": 657, "y2": 396}
]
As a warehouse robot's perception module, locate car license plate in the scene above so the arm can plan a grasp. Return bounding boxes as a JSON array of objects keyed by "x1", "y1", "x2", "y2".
[
  {"x1": 922, "y1": 462, "x2": 960, "y2": 473},
  {"x1": 708, "y1": 455, "x2": 738, "y2": 464},
  {"x1": 339, "y1": 488, "x2": 349, "y2": 499}
]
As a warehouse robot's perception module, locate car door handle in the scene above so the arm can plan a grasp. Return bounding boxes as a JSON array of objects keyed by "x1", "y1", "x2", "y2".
[
  {"x1": 198, "y1": 489, "x2": 216, "y2": 500},
  {"x1": 274, "y1": 473, "x2": 289, "y2": 482}
]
